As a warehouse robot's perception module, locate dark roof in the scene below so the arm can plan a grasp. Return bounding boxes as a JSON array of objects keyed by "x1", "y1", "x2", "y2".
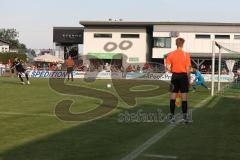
[
  {"x1": 190, "y1": 53, "x2": 240, "y2": 59},
  {"x1": 53, "y1": 27, "x2": 84, "y2": 30},
  {"x1": 80, "y1": 20, "x2": 240, "y2": 27},
  {"x1": 0, "y1": 39, "x2": 10, "y2": 44}
]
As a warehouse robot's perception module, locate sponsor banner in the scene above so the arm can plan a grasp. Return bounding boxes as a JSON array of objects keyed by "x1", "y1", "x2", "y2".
[
  {"x1": 142, "y1": 72, "x2": 171, "y2": 81},
  {"x1": 28, "y1": 70, "x2": 122, "y2": 79},
  {"x1": 29, "y1": 70, "x2": 68, "y2": 78},
  {"x1": 125, "y1": 72, "x2": 145, "y2": 79},
  {"x1": 27, "y1": 70, "x2": 234, "y2": 82},
  {"x1": 95, "y1": 72, "x2": 122, "y2": 79},
  {"x1": 140, "y1": 72, "x2": 233, "y2": 82},
  {"x1": 73, "y1": 71, "x2": 86, "y2": 79},
  {"x1": 200, "y1": 74, "x2": 233, "y2": 82},
  {"x1": 81, "y1": 72, "x2": 122, "y2": 79}
]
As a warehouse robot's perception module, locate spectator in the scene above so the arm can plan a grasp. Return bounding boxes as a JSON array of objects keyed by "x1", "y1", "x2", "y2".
[
  {"x1": 65, "y1": 56, "x2": 75, "y2": 81},
  {"x1": 57, "y1": 62, "x2": 62, "y2": 70},
  {"x1": 126, "y1": 65, "x2": 133, "y2": 72},
  {"x1": 222, "y1": 68, "x2": 228, "y2": 75},
  {"x1": 137, "y1": 65, "x2": 141, "y2": 72}
]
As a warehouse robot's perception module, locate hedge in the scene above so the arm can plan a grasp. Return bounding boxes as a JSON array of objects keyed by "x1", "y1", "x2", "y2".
[{"x1": 0, "y1": 52, "x2": 27, "y2": 64}]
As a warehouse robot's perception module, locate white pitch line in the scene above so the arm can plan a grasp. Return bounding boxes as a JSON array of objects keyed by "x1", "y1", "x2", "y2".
[
  {"x1": 121, "y1": 96, "x2": 214, "y2": 160},
  {"x1": 144, "y1": 154, "x2": 177, "y2": 159},
  {"x1": 0, "y1": 112, "x2": 56, "y2": 117}
]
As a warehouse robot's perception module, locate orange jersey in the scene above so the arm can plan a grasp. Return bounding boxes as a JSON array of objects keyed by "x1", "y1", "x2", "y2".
[
  {"x1": 166, "y1": 50, "x2": 191, "y2": 73},
  {"x1": 66, "y1": 59, "x2": 74, "y2": 68}
]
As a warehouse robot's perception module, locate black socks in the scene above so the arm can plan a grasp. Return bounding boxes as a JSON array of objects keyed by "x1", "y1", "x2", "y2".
[
  {"x1": 25, "y1": 73, "x2": 29, "y2": 81},
  {"x1": 19, "y1": 75, "x2": 24, "y2": 82},
  {"x1": 182, "y1": 101, "x2": 188, "y2": 119},
  {"x1": 170, "y1": 100, "x2": 188, "y2": 119},
  {"x1": 170, "y1": 99, "x2": 176, "y2": 115}
]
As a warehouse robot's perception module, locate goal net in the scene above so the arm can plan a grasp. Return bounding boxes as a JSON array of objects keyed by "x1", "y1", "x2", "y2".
[{"x1": 211, "y1": 41, "x2": 240, "y2": 96}]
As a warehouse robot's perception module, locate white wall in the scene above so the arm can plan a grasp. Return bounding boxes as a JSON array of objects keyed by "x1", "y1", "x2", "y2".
[
  {"x1": 83, "y1": 28, "x2": 148, "y2": 66},
  {"x1": 152, "y1": 32, "x2": 240, "y2": 58},
  {"x1": 54, "y1": 46, "x2": 65, "y2": 60},
  {"x1": 0, "y1": 43, "x2": 9, "y2": 52}
]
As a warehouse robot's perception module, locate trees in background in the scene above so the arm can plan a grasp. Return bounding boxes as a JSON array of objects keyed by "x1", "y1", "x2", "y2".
[
  {"x1": 0, "y1": 28, "x2": 27, "y2": 53},
  {"x1": 0, "y1": 28, "x2": 28, "y2": 63}
]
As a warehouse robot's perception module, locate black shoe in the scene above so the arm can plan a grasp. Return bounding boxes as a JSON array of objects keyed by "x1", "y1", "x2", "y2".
[{"x1": 169, "y1": 115, "x2": 176, "y2": 124}]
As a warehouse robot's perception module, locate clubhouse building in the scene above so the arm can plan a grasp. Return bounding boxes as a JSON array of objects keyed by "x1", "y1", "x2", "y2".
[{"x1": 54, "y1": 20, "x2": 240, "y2": 70}]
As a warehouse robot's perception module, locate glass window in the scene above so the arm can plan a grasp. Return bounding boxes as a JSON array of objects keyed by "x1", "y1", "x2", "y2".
[
  {"x1": 121, "y1": 34, "x2": 140, "y2": 38},
  {"x1": 153, "y1": 37, "x2": 171, "y2": 48},
  {"x1": 195, "y1": 34, "x2": 211, "y2": 39},
  {"x1": 234, "y1": 35, "x2": 240, "y2": 39},
  {"x1": 215, "y1": 35, "x2": 230, "y2": 39},
  {"x1": 94, "y1": 33, "x2": 112, "y2": 38}
]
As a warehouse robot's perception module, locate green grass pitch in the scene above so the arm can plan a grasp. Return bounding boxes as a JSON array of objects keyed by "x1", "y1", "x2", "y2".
[{"x1": 0, "y1": 77, "x2": 239, "y2": 160}]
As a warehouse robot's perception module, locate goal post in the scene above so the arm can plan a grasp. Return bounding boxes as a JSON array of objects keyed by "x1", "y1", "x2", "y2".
[
  {"x1": 211, "y1": 41, "x2": 240, "y2": 96},
  {"x1": 211, "y1": 41, "x2": 216, "y2": 96}
]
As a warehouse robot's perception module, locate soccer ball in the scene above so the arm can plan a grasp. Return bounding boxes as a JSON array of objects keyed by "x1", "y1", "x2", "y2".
[{"x1": 107, "y1": 84, "x2": 111, "y2": 88}]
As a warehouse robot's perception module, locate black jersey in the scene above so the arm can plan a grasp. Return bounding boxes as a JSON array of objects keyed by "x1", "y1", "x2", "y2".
[{"x1": 12, "y1": 60, "x2": 26, "y2": 72}]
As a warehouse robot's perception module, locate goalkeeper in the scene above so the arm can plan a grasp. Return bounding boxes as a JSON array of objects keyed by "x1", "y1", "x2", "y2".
[{"x1": 192, "y1": 66, "x2": 209, "y2": 91}]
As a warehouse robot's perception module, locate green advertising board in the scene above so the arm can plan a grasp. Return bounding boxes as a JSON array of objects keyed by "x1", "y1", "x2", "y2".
[
  {"x1": 129, "y1": 57, "x2": 139, "y2": 62},
  {"x1": 87, "y1": 53, "x2": 122, "y2": 59}
]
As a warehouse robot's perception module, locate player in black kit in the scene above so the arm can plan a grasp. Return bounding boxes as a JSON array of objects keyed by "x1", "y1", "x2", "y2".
[{"x1": 11, "y1": 58, "x2": 30, "y2": 85}]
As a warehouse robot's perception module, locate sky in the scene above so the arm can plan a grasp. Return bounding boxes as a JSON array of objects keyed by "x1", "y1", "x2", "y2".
[{"x1": 1, "y1": 0, "x2": 240, "y2": 49}]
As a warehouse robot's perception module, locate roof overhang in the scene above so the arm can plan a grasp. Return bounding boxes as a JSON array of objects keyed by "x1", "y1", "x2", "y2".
[
  {"x1": 0, "y1": 39, "x2": 10, "y2": 45},
  {"x1": 80, "y1": 21, "x2": 240, "y2": 27},
  {"x1": 190, "y1": 53, "x2": 240, "y2": 59}
]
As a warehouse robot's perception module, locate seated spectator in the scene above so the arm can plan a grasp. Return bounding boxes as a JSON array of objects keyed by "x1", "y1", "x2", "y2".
[
  {"x1": 222, "y1": 68, "x2": 228, "y2": 75},
  {"x1": 126, "y1": 65, "x2": 133, "y2": 72}
]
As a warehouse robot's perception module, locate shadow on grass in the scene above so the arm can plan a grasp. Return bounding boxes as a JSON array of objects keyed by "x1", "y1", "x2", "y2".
[
  {"x1": 0, "y1": 103, "x2": 169, "y2": 160},
  {"x1": 139, "y1": 97, "x2": 240, "y2": 160}
]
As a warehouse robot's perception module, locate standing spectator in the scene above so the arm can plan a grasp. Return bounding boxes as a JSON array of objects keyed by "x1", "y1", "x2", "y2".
[
  {"x1": 137, "y1": 65, "x2": 141, "y2": 72},
  {"x1": 132, "y1": 65, "x2": 136, "y2": 72},
  {"x1": 166, "y1": 38, "x2": 192, "y2": 123},
  {"x1": 65, "y1": 56, "x2": 75, "y2": 81},
  {"x1": 57, "y1": 62, "x2": 62, "y2": 70}
]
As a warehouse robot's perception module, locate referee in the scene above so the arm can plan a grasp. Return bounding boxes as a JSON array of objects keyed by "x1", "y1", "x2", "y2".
[{"x1": 166, "y1": 38, "x2": 192, "y2": 123}]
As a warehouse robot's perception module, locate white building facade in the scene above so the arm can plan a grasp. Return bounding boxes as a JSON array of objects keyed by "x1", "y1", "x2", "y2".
[
  {"x1": 152, "y1": 23, "x2": 240, "y2": 59},
  {"x1": 48, "y1": 23, "x2": 236, "y2": 74},
  {"x1": 80, "y1": 21, "x2": 240, "y2": 69},
  {"x1": 83, "y1": 27, "x2": 149, "y2": 67},
  {"x1": 0, "y1": 39, "x2": 10, "y2": 53}
]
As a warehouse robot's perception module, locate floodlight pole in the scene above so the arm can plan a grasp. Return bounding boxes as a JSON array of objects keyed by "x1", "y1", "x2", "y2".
[
  {"x1": 218, "y1": 48, "x2": 222, "y2": 92},
  {"x1": 211, "y1": 41, "x2": 216, "y2": 96}
]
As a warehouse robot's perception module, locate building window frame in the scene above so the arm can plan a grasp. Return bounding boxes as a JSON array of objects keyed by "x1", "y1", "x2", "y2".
[
  {"x1": 195, "y1": 34, "x2": 211, "y2": 39},
  {"x1": 153, "y1": 37, "x2": 171, "y2": 48},
  {"x1": 234, "y1": 35, "x2": 240, "y2": 40},
  {"x1": 94, "y1": 33, "x2": 112, "y2": 38},
  {"x1": 215, "y1": 35, "x2": 230, "y2": 39},
  {"x1": 121, "y1": 34, "x2": 140, "y2": 38}
]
